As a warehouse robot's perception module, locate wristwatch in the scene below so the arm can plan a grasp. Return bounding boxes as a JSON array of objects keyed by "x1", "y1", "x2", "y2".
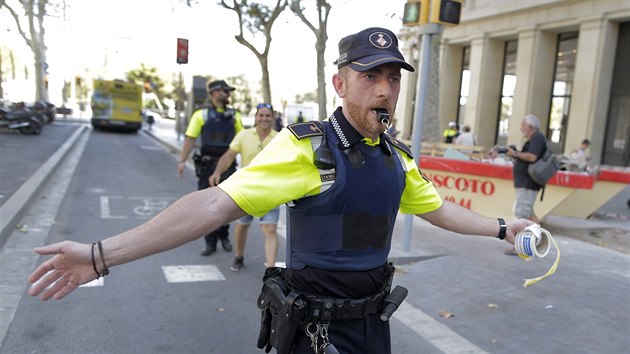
[{"x1": 497, "y1": 218, "x2": 507, "y2": 240}]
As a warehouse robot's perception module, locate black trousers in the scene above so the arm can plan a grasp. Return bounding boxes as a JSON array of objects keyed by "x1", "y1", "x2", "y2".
[
  {"x1": 285, "y1": 264, "x2": 393, "y2": 353},
  {"x1": 291, "y1": 313, "x2": 391, "y2": 354},
  {"x1": 197, "y1": 160, "x2": 236, "y2": 247}
]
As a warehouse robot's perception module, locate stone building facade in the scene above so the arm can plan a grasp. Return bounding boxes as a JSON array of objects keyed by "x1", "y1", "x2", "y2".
[{"x1": 396, "y1": 0, "x2": 630, "y2": 166}]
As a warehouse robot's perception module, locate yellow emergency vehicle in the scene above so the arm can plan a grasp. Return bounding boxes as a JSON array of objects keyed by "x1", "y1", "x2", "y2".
[{"x1": 90, "y1": 79, "x2": 143, "y2": 132}]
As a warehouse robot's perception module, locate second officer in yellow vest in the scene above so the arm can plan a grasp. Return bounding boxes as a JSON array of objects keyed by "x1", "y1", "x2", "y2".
[{"x1": 176, "y1": 79, "x2": 243, "y2": 256}]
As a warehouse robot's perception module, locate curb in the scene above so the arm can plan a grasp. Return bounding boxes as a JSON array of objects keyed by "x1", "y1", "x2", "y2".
[
  {"x1": 141, "y1": 128, "x2": 183, "y2": 154},
  {"x1": 0, "y1": 124, "x2": 88, "y2": 248}
]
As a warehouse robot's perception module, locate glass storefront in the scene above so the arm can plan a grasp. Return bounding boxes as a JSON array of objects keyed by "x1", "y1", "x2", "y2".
[
  {"x1": 457, "y1": 46, "x2": 471, "y2": 126},
  {"x1": 548, "y1": 33, "x2": 578, "y2": 154},
  {"x1": 496, "y1": 40, "x2": 517, "y2": 146}
]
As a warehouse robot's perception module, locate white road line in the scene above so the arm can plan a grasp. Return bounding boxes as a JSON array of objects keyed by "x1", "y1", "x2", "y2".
[
  {"x1": 80, "y1": 278, "x2": 104, "y2": 287},
  {"x1": 0, "y1": 125, "x2": 87, "y2": 239},
  {"x1": 0, "y1": 126, "x2": 90, "y2": 343},
  {"x1": 394, "y1": 300, "x2": 489, "y2": 354},
  {"x1": 37, "y1": 272, "x2": 104, "y2": 290},
  {"x1": 162, "y1": 265, "x2": 226, "y2": 283},
  {"x1": 99, "y1": 195, "x2": 127, "y2": 219},
  {"x1": 139, "y1": 145, "x2": 162, "y2": 150}
]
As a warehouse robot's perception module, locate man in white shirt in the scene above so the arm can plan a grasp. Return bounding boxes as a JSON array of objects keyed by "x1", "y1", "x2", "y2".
[{"x1": 455, "y1": 125, "x2": 476, "y2": 146}]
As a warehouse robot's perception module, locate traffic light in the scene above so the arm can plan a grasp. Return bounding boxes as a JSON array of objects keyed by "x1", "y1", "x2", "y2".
[
  {"x1": 402, "y1": 1, "x2": 429, "y2": 26},
  {"x1": 403, "y1": 2, "x2": 420, "y2": 26},
  {"x1": 430, "y1": 0, "x2": 462, "y2": 26},
  {"x1": 177, "y1": 38, "x2": 189, "y2": 64}
]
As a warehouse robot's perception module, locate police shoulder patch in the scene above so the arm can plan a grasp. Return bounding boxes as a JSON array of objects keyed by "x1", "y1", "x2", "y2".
[
  {"x1": 287, "y1": 122, "x2": 323, "y2": 140},
  {"x1": 388, "y1": 137, "x2": 414, "y2": 159}
]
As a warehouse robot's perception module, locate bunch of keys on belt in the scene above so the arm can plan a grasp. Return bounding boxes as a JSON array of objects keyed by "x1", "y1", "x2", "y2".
[{"x1": 305, "y1": 321, "x2": 339, "y2": 354}]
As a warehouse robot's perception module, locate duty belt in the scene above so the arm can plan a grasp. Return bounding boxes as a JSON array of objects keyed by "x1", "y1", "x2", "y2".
[
  {"x1": 303, "y1": 288, "x2": 388, "y2": 322},
  {"x1": 193, "y1": 152, "x2": 220, "y2": 165}
]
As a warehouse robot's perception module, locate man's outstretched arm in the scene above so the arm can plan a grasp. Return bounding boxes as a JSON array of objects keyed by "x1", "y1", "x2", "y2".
[
  {"x1": 419, "y1": 200, "x2": 532, "y2": 243},
  {"x1": 28, "y1": 187, "x2": 246, "y2": 301}
]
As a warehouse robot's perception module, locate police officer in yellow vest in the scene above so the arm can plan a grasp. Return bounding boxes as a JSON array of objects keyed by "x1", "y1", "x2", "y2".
[
  {"x1": 28, "y1": 28, "x2": 535, "y2": 354},
  {"x1": 176, "y1": 79, "x2": 243, "y2": 256}
]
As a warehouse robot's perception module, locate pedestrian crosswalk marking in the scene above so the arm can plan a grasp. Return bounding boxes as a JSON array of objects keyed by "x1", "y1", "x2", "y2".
[
  {"x1": 40, "y1": 271, "x2": 103, "y2": 289},
  {"x1": 162, "y1": 265, "x2": 226, "y2": 283}
]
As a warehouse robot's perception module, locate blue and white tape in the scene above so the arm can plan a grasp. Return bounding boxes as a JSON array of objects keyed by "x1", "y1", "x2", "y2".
[{"x1": 514, "y1": 224, "x2": 560, "y2": 287}]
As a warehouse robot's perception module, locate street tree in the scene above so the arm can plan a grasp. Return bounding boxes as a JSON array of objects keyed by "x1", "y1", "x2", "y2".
[
  {"x1": 126, "y1": 64, "x2": 169, "y2": 110},
  {"x1": 219, "y1": 0, "x2": 288, "y2": 104},
  {"x1": 227, "y1": 74, "x2": 254, "y2": 114},
  {"x1": 289, "y1": 0, "x2": 331, "y2": 121},
  {"x1": 0, "y1": 0, "x2": 51, "y2": 101},
  {"x1": 294, "y1": 89, "x2": 317, "y2": 104},
  {"x1": 0, "y1": 47, "x2": 17, "y2": 83}
]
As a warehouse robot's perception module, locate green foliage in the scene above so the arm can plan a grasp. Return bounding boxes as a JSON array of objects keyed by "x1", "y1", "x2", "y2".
[
  {"x1": 294, "y1": 89, "x2": 317, "y2": 104},
  {"x1": 227, "y1": 74, "x2": 253, "y2": 113},
  {"x1": 244, "y1": 2, "x2": 273, "y2": 34},
  {"x1": 126, "y1": 64, "x2": 166, "y2": 95}
]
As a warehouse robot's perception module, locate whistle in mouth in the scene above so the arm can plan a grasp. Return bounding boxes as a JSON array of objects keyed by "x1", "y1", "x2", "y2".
[{"x1": 375, "y1": 109, "x2": 390, "y2": 123}]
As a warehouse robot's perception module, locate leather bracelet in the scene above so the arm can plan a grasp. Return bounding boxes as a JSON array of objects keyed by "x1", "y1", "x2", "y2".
[
  {"x1": 91, "y1": 242, "x2": 101, "y2": 279},
  {"x1": 497, "y1": 218, "x2": 507, "y2": 240},
  {"x1": 97, "y1": 241, "x2": 110, "y2": 276}
]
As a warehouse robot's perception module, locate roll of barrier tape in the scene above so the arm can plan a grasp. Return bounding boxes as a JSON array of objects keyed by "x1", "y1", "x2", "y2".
[{"x1": 514, "y1": 224, "x2": 560, "y2": 288}]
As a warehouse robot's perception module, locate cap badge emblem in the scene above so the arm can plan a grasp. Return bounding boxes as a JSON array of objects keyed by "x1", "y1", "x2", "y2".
[{"x1": 369, "y1": 32, "x2": 392, "y2": 49}]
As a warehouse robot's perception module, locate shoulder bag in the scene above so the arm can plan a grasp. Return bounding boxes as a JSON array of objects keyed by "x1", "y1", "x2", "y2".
[{"x1": 527, "y1": 140, "x2": 560, "y2": 186}]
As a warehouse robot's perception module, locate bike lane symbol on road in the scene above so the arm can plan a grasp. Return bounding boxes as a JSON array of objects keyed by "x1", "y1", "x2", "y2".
[{"x1": 100, "y1": 195, "x2": 176, "y2": 219}]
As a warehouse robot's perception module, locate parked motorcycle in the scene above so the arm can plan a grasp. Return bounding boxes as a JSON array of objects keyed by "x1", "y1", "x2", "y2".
[
  {"x1": 32, "y1": 100, "x2": 56, "y2": 123},
  {"x1": 0, "y1": 106, "x2": 43, "y2": 135}
]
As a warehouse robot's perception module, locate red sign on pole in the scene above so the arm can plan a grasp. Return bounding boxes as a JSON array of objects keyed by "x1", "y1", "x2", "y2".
[{"x1": 177, "y1": 38, "x2": 189, "y2": 64}]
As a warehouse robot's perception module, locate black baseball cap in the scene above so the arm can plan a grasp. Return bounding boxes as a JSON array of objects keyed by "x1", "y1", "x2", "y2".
[
  {"x1": 207, "y1": 80, "x2": 235, "y2": 92},
  {"x1": 334, "y1": 27, "x2": 415, "y2": 72}
]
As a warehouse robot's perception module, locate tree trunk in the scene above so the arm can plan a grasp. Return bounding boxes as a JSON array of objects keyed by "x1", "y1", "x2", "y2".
[
  {"x1": 290, "y1": 0, "x2": 331, "y2": 121},
  {"x1": 259, "y1": 55, "x2": 271, "y2": 104},
  {"x1": 2, "y1": 0, "x2": 50, "y2": 101},
  {"x1": 221, "y1": 0, "x2": 287, "y2": 108},
  {"x1": 32, "y1": 40, "x2": 47, "y2": 101},
  {"x1": 315, "y1": 34, "x2": 327, "y2": 120},
  {"x1": 28, "y1": 0, "x2": 48, "y2": 101}
]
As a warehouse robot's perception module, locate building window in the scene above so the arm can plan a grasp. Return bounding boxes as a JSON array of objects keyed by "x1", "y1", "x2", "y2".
[
  {"x1": 457, "y1": 46, "x2": 471, "y2": 124},
  {"x1": 496, "y1": 40, "x2": 517, "y2": 146},
  {"x1": 548, "y1": 33, "x2": 578, "y2": 152}
]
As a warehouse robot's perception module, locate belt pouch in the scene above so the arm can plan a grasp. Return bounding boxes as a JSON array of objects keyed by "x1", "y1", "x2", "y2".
[{"x1": 269, "y1": 290, "x2": 306, "y2": 354}]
